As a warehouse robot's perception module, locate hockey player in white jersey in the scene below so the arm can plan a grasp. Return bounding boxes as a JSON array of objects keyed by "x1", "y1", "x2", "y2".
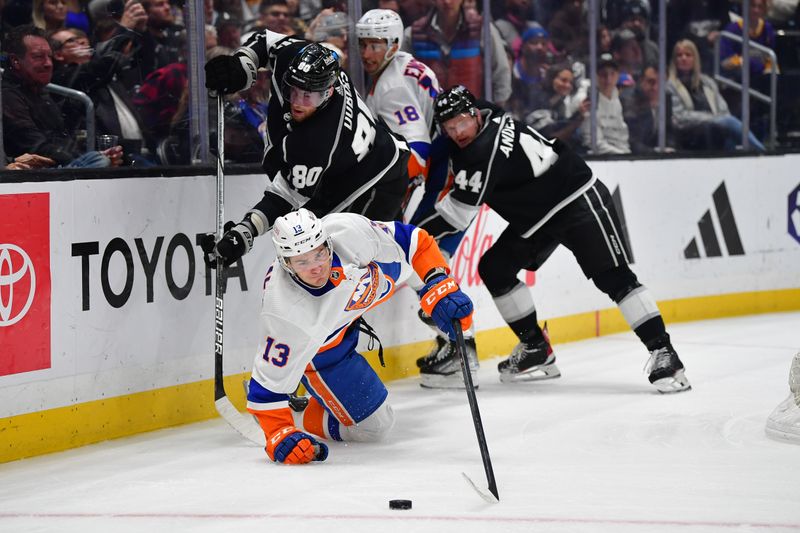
[
  {"x1": 238, "y1": 209, "x2": 473, "y2": 464},
  {"x1": 355, "y1": 9, "x2": 441, "y2": 221}
]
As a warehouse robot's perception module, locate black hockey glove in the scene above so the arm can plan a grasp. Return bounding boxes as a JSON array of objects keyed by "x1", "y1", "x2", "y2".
[
  {"x1": 205, "y1": 55, "x2": 248, "y2": 95},
  {"x1": 200, "y1": 220, "x2": 255, "y2": 268}
]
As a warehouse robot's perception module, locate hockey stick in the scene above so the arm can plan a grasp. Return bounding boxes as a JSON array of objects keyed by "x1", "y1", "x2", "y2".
[
  {"x1": 454, "y1": 321, "x2": 499, "y2": 503},
  {"x1": 213, "y1": 92, "x2": 266, "y2": 447}
]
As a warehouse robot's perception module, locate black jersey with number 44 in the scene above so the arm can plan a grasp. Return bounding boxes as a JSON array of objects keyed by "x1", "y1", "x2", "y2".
[
  {"x1": 234, "y1": 30, "x2": 408, "y2": 228},
  {"x1": 420, "y1": 104, "x2": 597, "y2": 240}
]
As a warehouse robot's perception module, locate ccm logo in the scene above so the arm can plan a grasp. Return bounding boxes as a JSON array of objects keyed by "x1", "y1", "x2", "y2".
[{"x1": 424, "y1": 279, "x2": 455, "y2": 306}]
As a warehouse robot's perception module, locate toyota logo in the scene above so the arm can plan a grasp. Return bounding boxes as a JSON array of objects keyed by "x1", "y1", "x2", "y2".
[{"x1": 0, "y1": 243, "x2": 37, "y2": 327}]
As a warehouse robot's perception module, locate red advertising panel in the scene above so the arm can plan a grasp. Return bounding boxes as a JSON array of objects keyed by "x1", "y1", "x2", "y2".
[{"x1": 0, "y1": 193, "x2": 51, "y2": 376}]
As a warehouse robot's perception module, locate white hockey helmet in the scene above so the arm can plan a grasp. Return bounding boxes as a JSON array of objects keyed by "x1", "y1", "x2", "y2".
[
  {"x1": 271, "y1": 208, "x2": 332, "y2": 271},
  {"x1": 356, "y1": 9, "x2": 403, "y2": 64}
]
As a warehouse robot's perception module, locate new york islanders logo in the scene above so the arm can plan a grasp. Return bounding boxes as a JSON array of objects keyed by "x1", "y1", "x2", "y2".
[{"x1": 345, "y1": 263, "x2": 393, "y2": 311}]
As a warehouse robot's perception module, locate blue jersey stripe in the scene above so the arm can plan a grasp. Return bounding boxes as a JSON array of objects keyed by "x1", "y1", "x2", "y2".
[
  {"x1": 391, "y1": 221, "x2": 417, "y2": 263},
  {"x1": 247, "y1": 378, "x2": 290, "y2": 404}
]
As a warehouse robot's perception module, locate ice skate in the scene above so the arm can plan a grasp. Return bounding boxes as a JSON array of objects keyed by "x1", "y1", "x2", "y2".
[
  {"x1": 765, "y1": 352, "x2": 800, "y2": 443},
  {"x1": 498, "y1": 337, "x2": 560, "y2": 383},
  {"x1": 416, "y1": 336, "x2": 447, "y2": 369},
  {"x1": 419, "y1": 337, "x2": 479, "y2": 389},
  {"x1": 645, "y1": 345, "x2": 691, "y2": 393}
]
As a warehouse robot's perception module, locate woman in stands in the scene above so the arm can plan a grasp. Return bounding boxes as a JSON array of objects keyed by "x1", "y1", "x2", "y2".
[{"x1": 667, "y1": 39, "x2": 765, "y2": 152}]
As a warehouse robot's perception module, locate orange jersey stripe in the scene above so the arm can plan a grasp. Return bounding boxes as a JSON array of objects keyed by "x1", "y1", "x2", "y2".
[
  {"x1": 411, "y1": 228, "x2": 449, "y2": 281},
  {"x1": 304, "y1": 364, "x2": 355, "y2": 426},
  {"x1": 301, "y1": 397, "x2": 328, "y2": 440}
]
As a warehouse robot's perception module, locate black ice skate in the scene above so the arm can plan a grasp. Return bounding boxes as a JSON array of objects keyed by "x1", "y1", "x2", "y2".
[
  {"x1": 497, "y1": 336, "x2": 561, "y2": 383},
  {"x1": 416, "y1": 336, "x2": 447, "y2": 368},
  {"x1": 645, "y1": 345, "x2": 691, "y2": 393},
  {"x1": 419, "y1": 337, "x2": 479, "y2": 389}
]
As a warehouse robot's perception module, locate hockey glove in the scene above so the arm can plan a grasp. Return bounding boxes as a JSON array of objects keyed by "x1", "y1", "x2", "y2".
[
  {"x1": 204, "y1": 55, "x2": 249, "y2": 95},
  {"x1": 418, "y1": 274, "x2": 474, "y2": 340},
  {"x1": 267, "y1": 426, "x2": 329, "y2": 465},
  {"x1": 200, "y1": 219, "x2": 255, "y2": 268}
]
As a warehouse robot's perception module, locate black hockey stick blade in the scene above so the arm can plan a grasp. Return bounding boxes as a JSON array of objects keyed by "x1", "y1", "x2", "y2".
[{"x1": 454, "y1": 321, "x2": 499, "y2": 502}]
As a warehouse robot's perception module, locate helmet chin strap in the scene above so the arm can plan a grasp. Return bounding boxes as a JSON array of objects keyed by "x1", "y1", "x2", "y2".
[{"x1": 376, "y1": 43, "x2": 399, "y2": 75}]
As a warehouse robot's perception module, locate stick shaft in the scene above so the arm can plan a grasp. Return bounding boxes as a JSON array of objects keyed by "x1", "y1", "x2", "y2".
[
  {"x1": 454, "y1": 322, "x2": 499, "y2": 500},
  {"x1": 214, "y1": 94, "x2": 226, "y2": 401}
]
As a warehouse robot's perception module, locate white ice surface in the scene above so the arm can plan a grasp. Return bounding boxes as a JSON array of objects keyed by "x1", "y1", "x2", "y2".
[{"x1": 2, "y1": 312, "x2": 799, "y2": 533}]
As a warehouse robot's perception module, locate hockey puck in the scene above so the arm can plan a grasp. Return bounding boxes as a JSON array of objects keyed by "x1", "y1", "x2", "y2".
[{"x1": 389, "y1": 499, "x2": 412, "y2": 510}]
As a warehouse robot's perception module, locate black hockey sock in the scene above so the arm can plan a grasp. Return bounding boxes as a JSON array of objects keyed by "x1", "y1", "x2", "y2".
[
  {"x1": 508, "y1": 313, "x2": 544, "y2": 344},
  {"x1": 636, "y1": 317, "x2": 670, "y2": 351}
]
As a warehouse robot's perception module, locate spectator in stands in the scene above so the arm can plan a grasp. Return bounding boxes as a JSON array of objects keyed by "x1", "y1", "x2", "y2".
[
  {"x1": 526, "y1": 62, "x2": 589, "y2": 148},
  {"x1": 132, "y1": 55, "x2": 187, "y2": 150},
  {"x1": 216, "y1": 18, "x2": 242, "y2": 48},
  {"x1": 64, "y1": 0, "x2": 90, "y2": 34},
  {"x1": 50, "y1": 27, "x2": 152, "y2": 163},
  {"x1": 582, "y1": 53, "x2": 631, "y2": 154},
  {"x1": 508, "y1": 24, "x2": 555, "y2": 120},
  {"x1": 4, "y1": 153, "x2": 57, "y2": 170},
  {"x1": 667, "y1": 39, "x2": 765, "y2": 151},
  {"x1": 622, "y1": 64, "x2": 673, "y2": 153},
  {"x1": 138, "y1": 0, "x2": 184, "y2": 74},
  {"x1": 666, "y1": 0, "x2": 728, "y2": 73},
  {"x1": 285, "y1": 0, "x2": 308, "y2": 36},
  {"x1": 257, "y1": 0, "x2": 296, "y2": 35},
  {"x1": 602, "y1": 0, "x2": 650, "y2": 31},
  {"x1": 720, "y1": 0, "x2": 778, "y2": 81},
  {"x1": 720, "y1": 0, "x2": 778, "y2": 136},
  {"x1": 598, "y1": 24, "x2": 613, "y2": 55},
  {"x1": 403, "y1": 0, "x2": 511, "y2": 105},
  {"x1": 205, "y1": 24, "x2": 218, "y2": 48},
  {"x1": 494, "y1": 0, "x2": 535, "y2": 51},
  {"x1": 610, "y1": 28, "x2": 641, "y2": 90},
  {"x1": 547, "y1": 0, "x2": 589, "y2": 59},
  {"x1": 619, "y1": 1, "x2": 657, "y2": 68},
  {"x1": 32, "y1": 0, "x2": 67, "y2": 32},
  {"x1": 396, "y1": 0, "x2": 429, "y2": 26},
  {"x1": 2, "y1": 25, "x2": 123, "y2": 167},
  {"x1": 307, "y1": 8, "x2": 348, "y2": 63}
]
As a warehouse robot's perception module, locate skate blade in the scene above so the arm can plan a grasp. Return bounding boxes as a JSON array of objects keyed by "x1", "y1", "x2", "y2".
[
  {"x1": 420, "y1": 370, "x2": 479, "y2": 390},
  {"x1": 651, "y1": 370, "x2": 692, "y2": 394},
  {"x1": 499, "y1": 363, "x2": 561, "y2": 384}
]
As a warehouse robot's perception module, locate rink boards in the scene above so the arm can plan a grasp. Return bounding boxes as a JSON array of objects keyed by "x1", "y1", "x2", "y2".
[{"x1": 2, "y1": 154, "x2": 799, "y2": 462}]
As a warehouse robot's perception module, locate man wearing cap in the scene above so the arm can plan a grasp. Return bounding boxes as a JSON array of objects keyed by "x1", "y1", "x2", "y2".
[
  {"x1": 508, "y1": 24, "x2": 555, "y2": 120},
  {"x1": 582, "y1": 53, "x2": 631, "y2": 154},
  {"x1": 619, "y1": 1, "x2": 658, "y2": 68},
  {"x1": 610, "y1": 28, "x2": 643, "y2": 89}
]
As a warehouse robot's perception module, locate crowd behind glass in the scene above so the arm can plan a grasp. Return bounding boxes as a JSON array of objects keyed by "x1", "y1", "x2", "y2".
[{"x1": 1, "y1": 0, "x2": 798, "y2": 170}]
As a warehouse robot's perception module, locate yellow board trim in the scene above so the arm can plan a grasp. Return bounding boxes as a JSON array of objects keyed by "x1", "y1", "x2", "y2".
[{"x1": 3, "y1": 288, "x2": 799, "y2": 463}]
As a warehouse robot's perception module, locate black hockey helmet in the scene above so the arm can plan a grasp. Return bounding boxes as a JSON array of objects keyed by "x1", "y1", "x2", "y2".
[
  {"x1": 433, "y1": 85, "x2": 477, "y2": 124},
  {"x1": 282, "y1": 43, "x2": 340, "y2": 104}
]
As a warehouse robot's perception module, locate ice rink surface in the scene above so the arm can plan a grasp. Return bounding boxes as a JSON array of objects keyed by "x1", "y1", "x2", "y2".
[{"x1": 2, "y1": 312, "x2": 799, "y2": 533}]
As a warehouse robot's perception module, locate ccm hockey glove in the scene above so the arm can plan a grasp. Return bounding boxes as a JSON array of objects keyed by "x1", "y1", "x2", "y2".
[
  {"x1": 204, "y1": 54, "x2": 249, "y2": 95},
  {"x1": 200, "y1": 219, "x2": 255, "y2": 268},
  {"x1": 267, "y1": 426, "x2": 329, "y2": 465},
  {"x1": 418, "y1": 274, "x2": 474, "y2": 340}
]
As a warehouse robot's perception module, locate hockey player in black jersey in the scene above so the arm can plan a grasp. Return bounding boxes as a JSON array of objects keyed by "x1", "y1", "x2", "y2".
[
  {"x1": 202, "y1": 30, "x2": 410, "y2": 267},
  {"x1": 416, "y1": 86, "x2": 691, "y2": 393}
]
